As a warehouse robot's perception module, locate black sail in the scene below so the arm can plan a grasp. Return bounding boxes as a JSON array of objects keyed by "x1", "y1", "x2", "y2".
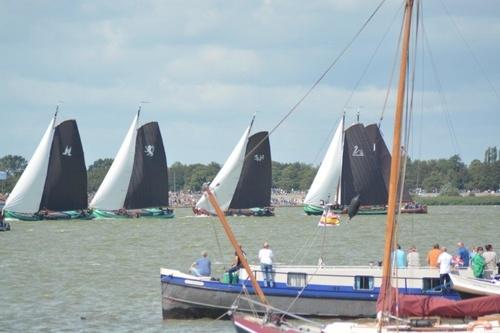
[
  {"x1": 229, "y1": 131, "x2": 272, "y2": 209},
  {"x1": 365, "y1": 124, "x2": 412, "y2": 202},
  {"x1": 340, "y1": 123, "x2": 388, "y2": 206},
  {"x1": 39, "y1": 120, "x2": 88, "y2": 211},
  {"x1": 124, "y1": 122, "x2": 169, "y2": 209}
]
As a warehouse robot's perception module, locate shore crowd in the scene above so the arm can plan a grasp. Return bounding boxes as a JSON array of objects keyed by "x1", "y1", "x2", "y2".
[{"x1": 168, "y1": 189, "x2": 306, "y2": 208}]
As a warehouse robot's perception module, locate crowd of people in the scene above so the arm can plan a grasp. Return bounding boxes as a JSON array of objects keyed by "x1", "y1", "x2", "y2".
[
  {"x1": 393, "y1": 242, "x2": 499, "y2": 289},
  {"x1": 166, "y1": 189, "x2": 306, "y2": 208}
]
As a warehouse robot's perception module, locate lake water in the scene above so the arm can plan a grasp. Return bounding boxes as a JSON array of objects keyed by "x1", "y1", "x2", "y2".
[{"x1": 1, "y1": 206, "x2": 499, "y2": 332}]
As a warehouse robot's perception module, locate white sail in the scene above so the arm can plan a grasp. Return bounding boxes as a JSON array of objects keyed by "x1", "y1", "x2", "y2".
[
  {"x1": 196, "y1": 124, "x2": 252, "y2": 214},
  {"x1": 303, "y1": 117, "x2": 344, "y2": 206},
  {"x1": 90, "y1": 113, "x2": 139, "y2": 210},
  {"x1": 4, "y1": 117, "x2": 56, "y2": 213}
]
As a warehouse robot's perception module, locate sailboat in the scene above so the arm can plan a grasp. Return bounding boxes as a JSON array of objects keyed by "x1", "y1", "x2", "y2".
[
  {"x1": 304, "y1": 118, "x2": 390, "y2": 216},
  {"x1": 193, "y1": 116, "x2": 273, "y2": 217},
  {"x1": 231, "y1": 0, "x2": 500, "y2": 332},
  {"x1": 3, "y1": 107, "x2": 91, "y2": 221},
  {"x1": 161, "y1": 128, "x2": 462, "y2": 318},
  {"x1": 90, "y1": 108, "x2": 174, "y2": 219}
]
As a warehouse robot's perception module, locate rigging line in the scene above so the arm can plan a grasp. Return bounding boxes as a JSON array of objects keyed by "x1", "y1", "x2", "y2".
[
  {"x1": 402, "y1": 0, "x2": 421, "y2": 239},
  {"x1": 243, "y1": 0, "x2": 389, "y2": 161},
  {"x1": 422, "y1": 27, "x2": 461, "y2": 156},
  {"x1": 289, "y1": 224, "x2": 321, "y2": 264},
  {"x1": 379, "y1": 2, "x2": 406, "y2": 127},
  {"x1": 311, "y1": 114, "x2": 343, "y2": 166},
  {"x1": 438, "y1": 0, "x2": 500, "y2": 103},
  {"x1": 209, "y1": 217, "x2": 225, "y2": 267},
  {"x1": 344, "y1": 0, "x2": 405, "y2": 112},
  {"x1": 416, "y1": 5, "x2": 425, "y2": 191},
  {"x1": 296, "y1": 225, "x2": 324, "y2": 264}
]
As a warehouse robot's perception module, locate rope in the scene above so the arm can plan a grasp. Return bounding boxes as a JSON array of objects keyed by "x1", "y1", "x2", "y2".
[
  {"x1": 422, "y1": 26, "x2": 461, "y2": 156},
  {"x1": 209, "y1": 217, "x2": 225, "y2": 268},
  {"x1": 243, "y1": 0, "x2": 389, "y2": 161},
  {"x1": 379, "y1": 3, "x2": 406, "y2": 127},
  {"x1": 289, "y1": 223, "x2": 322, "y2": 264},
  {"x1": 343, "y1": 1, "x2": 405, "y2": 115},
  {"x1": 438, "y1": 0, "x2": 500, "y2": 103}
]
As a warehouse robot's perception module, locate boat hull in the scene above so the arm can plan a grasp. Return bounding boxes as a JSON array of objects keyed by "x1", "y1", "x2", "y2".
[
  {"x1": 92, "y1": 208, "x2": 174, "y2": 219},
  {"x1": 303, "y1": 204, "x2": 323, "y2": 215},
  {"x1": 161, "y1": 275, "x2": 376, "y2": 319},
  {"x1": 4, "y1": 211, "x2": 43, "y2": 221},
  {"x1": 161, "y1": 266, "x2": 463, "y2": 319},
  {"x1": 225, "y1": 207, "x2": 274, "y2": 217},
  {"x1": 450, "y1": 274, "x2": 500, "y2": 298}
]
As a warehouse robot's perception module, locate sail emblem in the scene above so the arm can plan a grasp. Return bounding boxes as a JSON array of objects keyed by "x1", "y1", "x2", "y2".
[
  {"x1": 254, "y1": 154, "x2": 265, "y2": 162},
  {"x1": 62, "y1": 146, "x2": 72, "y2": 157},
  {"x1": 352, "y1": 145, "x2": 364, "y2": 157},
  {"x1": 144, "y1": 145, "x2": 155, "y2": 157}
]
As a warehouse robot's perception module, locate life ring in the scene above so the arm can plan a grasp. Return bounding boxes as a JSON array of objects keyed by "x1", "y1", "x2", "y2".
[{"x1": 467, "y1": 321, "x2": 493, "y2": 331}]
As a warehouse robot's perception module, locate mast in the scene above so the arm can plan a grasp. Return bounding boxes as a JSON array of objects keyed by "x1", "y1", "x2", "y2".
[
  {"x1": 205, "y1": 187, "x2": 268, "y2": 305},
  {"x1": 379, "y1": 0, "x2": 414, "y2": 316}
]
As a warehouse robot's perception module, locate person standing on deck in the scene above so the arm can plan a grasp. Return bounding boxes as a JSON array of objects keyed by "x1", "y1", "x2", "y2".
[
  {"x1": 427, "y1": 243, "x2": 442, "y2": 267},
  {"x1": 456, "y1": 242, "x2": 470, "y2": 267},
  {"x1": 483, "y1": 244, "x2": 498, "y2": 279},
  {"x1": 437, "y1": 247, "x2": 453, "y2": 290},
  {"x1": 407, "y1": 246, "x2": 420, "y2": 267},
  {"x1": 472, "y1": 246, "x2": 486, "y2": 278},
  {"x1": 393, "y1": 244, "x2": 407, "y2": 268},
  {"x1": 259, "y1": 241, "x2": 274, "y2": 287}
]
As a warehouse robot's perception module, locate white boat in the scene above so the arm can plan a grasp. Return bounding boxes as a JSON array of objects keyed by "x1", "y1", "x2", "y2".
[
  {"x1": 450, "y1": 273, "x2": 500, "y2": 298},
  {"x1": 90, "y1": 108, "x2": 174, "y2": 219}
]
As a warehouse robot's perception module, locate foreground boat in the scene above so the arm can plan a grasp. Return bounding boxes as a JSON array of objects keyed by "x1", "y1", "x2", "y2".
[
  {"x1": 90, "y1": 108, "x2": 174, "y2": 219},
  {"x1": 3, "y1": 108, "x2": 90, "y2": 221},
  {"x1": 194, "y1": 116, "x2": 273, "y2": 217},
  {"x1": 161, "y1": 265, "x2": 464, "y2": 319},
  {"x1": 231, "y1": 1, "x2": 497, "y2": 332}
]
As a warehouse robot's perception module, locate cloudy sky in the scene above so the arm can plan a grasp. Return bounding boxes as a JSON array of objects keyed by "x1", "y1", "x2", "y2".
[{"x1": 1, "y1": 0, "x2": 499, "y2": 167}]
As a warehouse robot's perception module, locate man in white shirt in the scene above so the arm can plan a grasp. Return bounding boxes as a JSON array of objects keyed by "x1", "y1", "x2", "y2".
[
  {"x1": 258, "y1": 241, "x2": 274, "y2": 287},
  {"x1": 437, "y1": 247, "x2": 453, "y2": 290}
]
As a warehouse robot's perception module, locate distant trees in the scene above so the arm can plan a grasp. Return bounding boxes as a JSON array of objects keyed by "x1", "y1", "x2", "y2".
[
  {"x1": 87, "y1": 158, "x2": 113, "y2": 193},
  {"x1": 0, "y1": 155, "x2": 27, "y2": 193},
  {"x1": 0, "y1": 146, "x2": 499, "y2": 195}
]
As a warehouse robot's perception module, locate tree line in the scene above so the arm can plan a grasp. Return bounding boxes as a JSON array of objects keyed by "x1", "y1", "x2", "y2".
[{"x1": 1, "y1": 146, "x2": 499, "y2": 195}]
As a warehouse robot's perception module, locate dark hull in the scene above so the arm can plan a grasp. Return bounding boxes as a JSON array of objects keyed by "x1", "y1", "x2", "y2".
[
  {"x1": 161, "y1": 276, "x2": 377, "y2": 319},
  {"x1": 225, "y1": 207, "x2": 274, "y2": 217}
]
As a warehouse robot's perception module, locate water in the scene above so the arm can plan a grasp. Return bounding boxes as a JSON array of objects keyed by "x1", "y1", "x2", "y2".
[{"x1": 1, "y1": 206, "x2": 499, "y2": 332}]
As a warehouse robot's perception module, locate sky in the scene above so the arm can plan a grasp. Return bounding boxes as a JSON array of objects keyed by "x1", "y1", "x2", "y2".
[{"x1": 1, "y1": 0, "x2": 499, "y2": 167}]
